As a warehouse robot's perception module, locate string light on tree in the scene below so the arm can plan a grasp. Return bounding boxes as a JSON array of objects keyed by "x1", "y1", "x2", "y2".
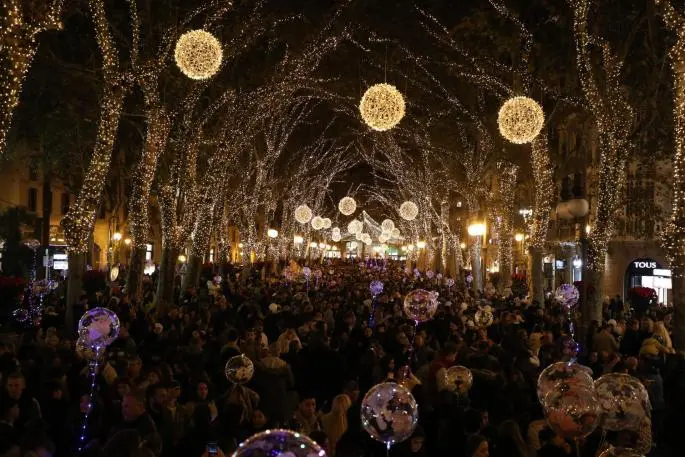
[
  {"x1": 174, "y1": 30, "x2": 223, "y2": 80},
  {"x1": 399, "y1": 201, "x2": 419, "y2": 221},
  {"x1": 359, "y1": 83, "x2": 406, "y2": 131},
  {"x1": 311, "y1": 216, "x2": 324, "y2": 230},
  {"x1": 338, "y1": 196, "x2": 357, "y2": 215},
  {"x1": 295, "y1": 205, "x2": 313, "y2": 224},
  {"x1": 497, "y1": 96, "x2": 544, "y2": 144}
]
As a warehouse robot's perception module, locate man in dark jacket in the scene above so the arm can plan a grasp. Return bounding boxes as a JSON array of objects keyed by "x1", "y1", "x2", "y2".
[{"x1": 251, "y1": 344, "x2": 295, "y2": 426}]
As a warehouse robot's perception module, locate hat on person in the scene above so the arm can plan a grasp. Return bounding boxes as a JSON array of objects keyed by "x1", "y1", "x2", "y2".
[{"x1": 269, "y1": 303, "x2": 281, "y2": 314}]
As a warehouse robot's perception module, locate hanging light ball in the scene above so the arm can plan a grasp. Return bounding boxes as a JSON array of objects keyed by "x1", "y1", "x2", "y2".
[
  {"x1": 359, "y1": 83, "x2": 406, "y2": 131},
  {"x1": 331, "y1": 229, "x2": 342, "y2": 242},
  {"x1": 391, "y1": 227, "x2": 401, "y2": 238},
  {"x1": 338, "y1": 197, "x2": 357, "y2": 216},
  {"x1": 381, "y1": 219, "x2": 395, "y2": 233},
  {"x1": 399, "y1": 201, "x2": 419, "y2": 221},
  {"x1": 322, "y1": 217, "x2": 332, "y2": 229},
  {"x1": 311, "y1": 216, "x2": 324, "y2": 230},
  {"x1": 497, "y1": 96, "x2": 545, "y2": 144},
  {"x1": 355, "y1": 232, "x2": 364, "y2": 241},
  {"x1": 174, "y1": 30, "x2": 223, "y2": 80},
  {"x1": 348, "y1": 220, "x2": 363, "y2": 235},
  {"x1": 294, "y1": 205, "x2": 313, "y2": 224},
  {"x1": 362, "y1": 233, "x2": 372, "y2": 245},
  {"x1": 378, "y1": 233, "x2": 389, "y2": 243}
]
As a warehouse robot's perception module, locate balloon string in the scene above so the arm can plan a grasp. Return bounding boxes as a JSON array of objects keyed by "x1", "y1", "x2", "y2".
[
  {"x1": 369, "y1": 294, "x2": 377, "y2": 329},
  {"x1": 400, "y1": 320, "x2": 419, "y2": 377},
  {"x1": 574, "y1": 439, "x2": 581, "y2": 457},
  {"x1": 77, "y1": 352, "x2": 101, "y2": 453}
]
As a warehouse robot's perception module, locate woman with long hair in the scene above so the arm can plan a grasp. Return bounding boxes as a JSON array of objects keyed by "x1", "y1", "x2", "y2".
[
  {"x1": 493, "y1": 420, "x2": 528, "y2": 457},
  {"x1": 321, "y1": 394, "x2": 351, "y2": 456}
]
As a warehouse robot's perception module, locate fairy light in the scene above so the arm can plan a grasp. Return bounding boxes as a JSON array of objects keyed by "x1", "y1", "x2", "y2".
[
  {"x1": 338, "y1": 197, "x2": 357, "y2": 215},
  {"x1": 62, "y1": 0, "x2": 127, "y2": 254},
  {"x1": 359, "y1": 83, "x2": 406, "y2": 131},
  {"x1": 174, "y1": 30, "x2": 223, "y2": 80},
  {"x1": 295, "y1": 205, "x2": 313, "y2": 224},
  {"x1": 497, "y1": 96, "x2": 544, "y2": 144},
  {"x1": 495, "y1": 162, "x2": 518, "y2": 279},
  {"x1": 0, "y1": 0, "x2": 64, "y2": 154},
  {"x1": 570, "y1": 0, "x2": 634, "y2": 271},
  {"x1": 399, "y1": 201, "x2": 419, "y2": 221},
  {"x1": 655, "y1": 1, "x2": 685, "y2": 281},
  {"x1": 530, "y1": 135, "x2": 554, "y2": 249}
]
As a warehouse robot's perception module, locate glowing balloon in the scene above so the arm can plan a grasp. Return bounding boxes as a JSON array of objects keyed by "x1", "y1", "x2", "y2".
[
  {"x1": 474, "y1": 308, "x2": 494, "y2": 328},
  {"x1": 555, "y1": 283, "x2": 580, "y2": 308},
  {"x1": 78, "y1": 307, "x2": 120, "y2": 349},
  {"x1": 225, "y1": 354, "x2": 254, "y2": 384},
  {"x1": 598, "y1": 448, "x2": 644, "y2": 457},
  {"x1": 403, "y1": 289, "x2": 438, "y2": 323},
  {"x1": 445, "y1": 365, "x2": 473, "y2": 394},
  {"x1": 370, "y1": 280, "x2": 384, "y2": 296},
  {"x1": 544, "y1": 385, "x2": 600, "y2": 439},
  {"x1": 537, "y1": 362, "x2": 593, "y2": 405},
  {"x1": 233, "y1": 429, "x2": 326, "y2": 457},
  {"x1": 361, "y1": 382, "x2": 418, "y2": 448},
  {"x1": 595, "y1": 373, "x2": 650, "y2": 431}
]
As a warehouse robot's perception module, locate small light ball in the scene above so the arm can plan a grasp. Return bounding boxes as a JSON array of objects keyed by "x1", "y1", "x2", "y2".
[
  {"x1": 338, "y1": 197, "x2": 357, "y2": 216},
  {"x1": 497, "y1": 96, "x2": 544, "y2": 144},
  {"x1": 399, "y1": 201, "x2": 419, "y2": 221},
  {"x1": 360, "y1": 83, "x2": 406, "y2": 131},
  {"x1": 391, "y1": 227, "x2": 401, "y2": 238},
  {"x1": 294, "y1": 205, "x2": 313, "y2": 224},
  {"x1": 348, "y1": 220, "x2": 363, "y2": 235},
  {"x1": 174, "y1": 30, "x2": 223, "y2": 80},
  {"x1": 381, "y1": 219, "x2": 395, "y2": 233},
  {"x1": 378, "y1": 233, "x2": 389, "y2": 243},
  {"x1": 322, "y1": 218, "x2": 332, "y2": 229},
  {"x1": 311, "y1": 216, "x2": 324, "y2": 230}
]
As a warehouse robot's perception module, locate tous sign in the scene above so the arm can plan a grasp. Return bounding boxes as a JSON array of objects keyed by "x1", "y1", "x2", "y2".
[{"x1": 633, "y1": 261, "x2": 657, "y2": 269}]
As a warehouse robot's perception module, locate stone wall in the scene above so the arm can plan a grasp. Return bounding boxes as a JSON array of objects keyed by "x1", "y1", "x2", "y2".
[{"x1": 603, "y1": 239, "x2": 668, "y2": 299}]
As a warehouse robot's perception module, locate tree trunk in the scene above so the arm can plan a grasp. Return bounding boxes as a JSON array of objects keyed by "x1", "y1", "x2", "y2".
[
  {"x1": 529, "y1": 246, "x2": 544, "y2": 305},
  {"x1": 671, "y1": 269, "x2": 685, "y2": 350},
  {"x1": 182, "y1": 254, "x2": 202, "y2": 291},
  {"x1": 155, "y1": 246, "x2": 179, "y2": 315},
  {"x1": 66, "y1": 252, "x2": 86, "y2": 332},
  {"x1": 470, "y1": 238, "x2": 482, "y2": 292},
  {"x1": 126, "y1": 246, "x2": 146, "y2": 303},
  {"x1": 583, "y1": 267, "x2": 604, "y2": 324}
]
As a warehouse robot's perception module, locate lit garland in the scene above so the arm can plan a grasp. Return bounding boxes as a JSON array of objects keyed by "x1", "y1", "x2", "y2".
[
  {"x1": 497, "y1": 96, "x2": 544, "y2": 144},
  {"x1": 338, "y1": 196, "x2": 357, "y2": 215},
  {"x1": 495, "y1": 162, "x2": 518, "y2": 281},
  {"x1": 529, "y1": 135, "x2": 553, "y2": 249},
  {"x1": 655, "y1": 1, "x2": 685, "y2": 280},
  {"x1": 0, "y1": 0, "x2": 64, "y2": 154},
  {"x1": 174, "y1": 30, "x2": 223, "y2": 80},
  {"x1": 295, "y1": 205, "x2": 313, "y2": 224},
  {"x1": 62, "y1": 0, "x2": 128, "y2": 254},
  {"x1": 570, "y1": 0, "x2": 634, "y2": 271},
  {"x1": 359, "y1": 83, "x2": 406, "y2": 131},
  {"x1": 399, "y1": 201, "x2": 419, "y2": 221}
]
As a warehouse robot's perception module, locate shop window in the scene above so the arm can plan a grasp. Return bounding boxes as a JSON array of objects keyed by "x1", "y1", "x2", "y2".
[{"x1": 146, "y1": 244, "x2": 153, "y2": 262}]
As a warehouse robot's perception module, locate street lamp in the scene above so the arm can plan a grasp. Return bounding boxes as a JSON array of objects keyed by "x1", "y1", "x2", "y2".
[
  {"x1": 267, "y1": 229, "x2": 278, "y2": 238},
  {"x1": 124, "y1": 238, "x2": 131, "y2": 245},
  {"x1": 112, "y1": 232, "x2": 122, "y2": 241},
  {"x1": 467, "y1": 221, "x2": 486, "y2": 291},
  {"x1": 294, "y1": 235, "x2": 304, "y2": 244},
  {"x1": 467, "y1": 223, "x2": 486, "y2": 237},
  {"x1": 514, "y1": 233, "x2": 524, "y2": 242},
  {"x1": 310, "y1": 242, "x2": 318, "y2": 248},
  {"x1": 178, "y1": 254, "x2": 187, "y2": 263},
  {"x1": 416, "y1": 240, "x2": 426, "y2": 249}
]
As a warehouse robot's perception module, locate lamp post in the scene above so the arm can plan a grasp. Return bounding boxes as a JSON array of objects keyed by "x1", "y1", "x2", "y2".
[{"x1": 467, "y1": 221, "x2": 486, "y2": 292}]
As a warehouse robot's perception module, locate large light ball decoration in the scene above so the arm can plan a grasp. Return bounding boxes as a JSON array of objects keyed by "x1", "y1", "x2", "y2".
[
  {"x1": 381, "y1": 219, "x2": 395, "y2": 233},
  {"x1": 399, "y1": 201, "x2": 419, "y2": 221},
  {"x1": 174, "y1": 30, "x2": 223, "y2": 80},
  {"x1": 78, "y1": 308, "x2": 120, "y2": 349},
  {"x1": 338, "y1": 197, "x2": 357, "y2": 216},
  {"x1": 348, "y1": 219, "x2": 363, "y2": 234},
  {"x1": 224, "y1": 354, "x2": 254, "y2": 384},
  {"x1": 359, "y1": 83, "x2": 406, "y2": 131},
  {"x1": 331, "y1": 228, "x2": 342, "y2": 242},
  {"x1": 362, "y1": 233, "x2": 372, "y2": 245},
  {"x1": 378, "y1": 233, "x2": 390, "y2": 243},
  {"x1": 544, "y1": 385, "x2": 600, "y2": 440},
  {"x1": 391, "y1": 227, "x2": 401, "y2": 238},
  {"x1": 403, "y1": 289, "x2": 439, "y2": 323},
  {"x1": 322, "y1": 217, "x2": 332, "y2": 229},
  {"x1": 233, "y1": 429, "x2": 326, "y2": 457},
  {"x1": 361, "y1": 382, "x2": 419, "y2": 448},
  {"x1": 311, "y1": 216, "x2": 324, "y2": 230},
  {"x1": 594, "y1": 373, "x2": 650, "y2": 432},
  {"x1": 497, "y1": 96, "x2": 545, "y2": 144},
  {"x1": 295, "y1": 205, "x2": 313, "y2": 224},
  {"x1": 537, "y1": 362, "x2": 594, "y2": 406}
]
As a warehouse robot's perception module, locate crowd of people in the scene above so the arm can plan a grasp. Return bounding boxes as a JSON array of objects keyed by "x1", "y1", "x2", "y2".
[{"x1": 0, "y1": 259, "x2": 684, "y2": 457}]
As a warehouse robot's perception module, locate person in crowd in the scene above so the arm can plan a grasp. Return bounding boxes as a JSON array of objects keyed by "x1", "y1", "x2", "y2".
[
  {"x1": 321, "y1": 394, "x2": 351, "y2": 456},
  {"x1": 289, "y1": 396, "x2": 322, "y2": 436}
]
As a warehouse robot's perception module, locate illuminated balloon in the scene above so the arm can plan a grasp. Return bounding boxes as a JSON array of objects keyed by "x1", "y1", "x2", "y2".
[
  {"x1": 445, "y1": 365, "x2": 473, "y2": 394},
  {"x1": 78, "y1": 307, "x2": 120, "y2": 349},
  {"x1": 233, "y1": 429, "x2": 326, "y2": 457},
  {"x1": 76, "y1": 334, "x2": 98, "y2": 360},
  {"x1": 537, "y1": 362, "x2": 593, "y2": 405},
  {"x1": 225, "y1": 354, "x2": 254, "y2": 384},
  {"x1": 370, "y1": 280, "x2": 384, "y2": 296},
  {"x1": 544, "y1": 385, "x2": 600, "y2": 439},
  {"x1": 12, "y1": 308, "x2": 29, "y2": 322},
  {"x1": 403, "y1": 289, "x2": 438, "y2": 323},
  {"x1": 361, "y1": 382, "x2": 418, "y2": 448},
  {"x1": 598, "y1": 448, "x2": 644, "y2": 457},
  {"x1": 555, "y1": 283, "x2": 580, "y2": 308},
  {"x1": 595, "y1": 373, "x2": 650, "y2": 431},
  {"x1": 474, "y1": 308, "x2": 494, "y2": 328}
]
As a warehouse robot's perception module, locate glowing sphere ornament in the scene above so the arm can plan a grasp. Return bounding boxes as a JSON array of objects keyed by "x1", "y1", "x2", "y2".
[
  {"x1": 361, "y1": 382, "x2": 418, "y2": 448},
  {"x1": 391, "y1": 227, "x2": 401, "y2": 238},
  {"x1": 338, "y1": 197, "x2": 357, "y2": 215},
  {"x1": 224, "y1": 354, "x2": 254, "y2": 384},
  {"x1": 399, "y1": 201, "x2": 419, "y2": 221},
  {"x1": 233, "y1": 429, "x2": 326, "y2": 457},
  {"x1": 555, "y1": 283, "x2": 580, "y2": 308},
  {"x1": 403, "y1": 289, "x2": 439, "y2": 323},
  {"x1": 295, "y1": 205, "x2": 313, "y2": 224},
  {"x1": 445, "y1": 366, "x2": 473, "y2": 394},
  {"x1": 370, "y1": 280, "x2": 384, "y2": 296},
  {"x1": 359, "y1": 83, "x2": 406, "y2": 131},
  {"x1": 331, "y1": 227, "x2": 342, "y2": 242},
  {"x1": 311, "y1": 216, "x2": 324, "y2": 230},
  {"x1": 594, "y1": 373, "x2": 650, "y2": 432},
  {"x1": 174, "y1": 30, "x2": 223, "y2": 80},
  {"x1": 537, "y1": 362, "x2": 594, "y2": 405},
  {"x1": 348, "y1": 219, "x2": 363, "y2": 234},
  {"x1": 497, "y1": 96, "x2": 545, "y2": 144},
  {"x1": 78, "y1": 307, "x2": 120, "y2": 349},
  {"x1": 378, "y1": 233, "x2": 389, "y2": 243},
  {"x1": 544, "y1": 385, "x2": 600, "y2": 439},
  {"x1": 381, "y1": 219, "x2": 395, "y2": 233},
  {"x1": 322, "y1": 217, "x2": 332, "y2": 229}
]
